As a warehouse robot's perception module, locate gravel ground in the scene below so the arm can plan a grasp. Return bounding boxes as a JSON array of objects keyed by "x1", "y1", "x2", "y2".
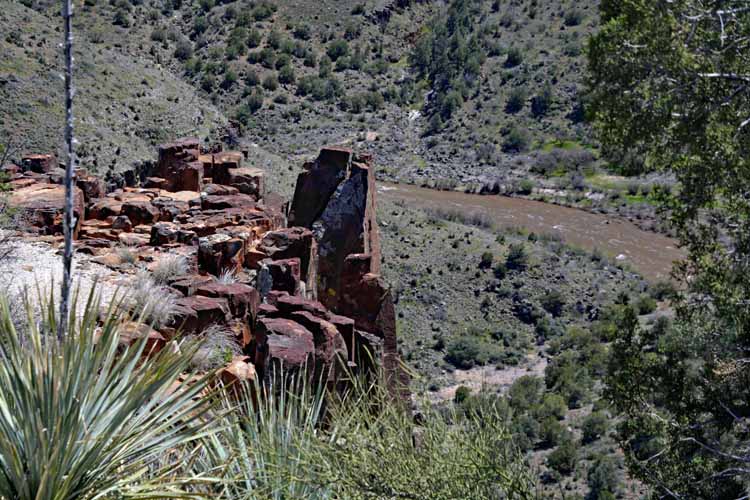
[{"x1": 0, "y1": 232, "x2": 125, "y2": 314}]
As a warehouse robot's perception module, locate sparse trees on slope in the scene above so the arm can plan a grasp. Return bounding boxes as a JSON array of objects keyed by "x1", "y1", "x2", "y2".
[{"x1": 589, "y1": 2, "x2": 750, "y2": 496}]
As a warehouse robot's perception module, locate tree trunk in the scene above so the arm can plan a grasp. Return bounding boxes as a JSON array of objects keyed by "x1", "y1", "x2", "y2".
[{"x1": 58, "y1": 0, "x2": 75, "y2": 341}]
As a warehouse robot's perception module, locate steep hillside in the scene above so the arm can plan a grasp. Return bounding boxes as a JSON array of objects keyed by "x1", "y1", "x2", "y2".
[
  {"x1": 9, "y1": 0, "x2": 600, "y2": 187},
  {"x1": 0, "y1": 0, "x2": 226, "y2": 174}
]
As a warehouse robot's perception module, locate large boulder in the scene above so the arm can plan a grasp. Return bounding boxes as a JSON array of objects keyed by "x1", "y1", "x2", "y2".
[
  {"x1": 247, "y1": 227, "x2": 317, "y2": 296},
  {"x1": 252, "y1": 317, "x2": 315, "y2": 379},
  {"x1": 76, "y1": 174, "x2": 106, "y2": 202},
  {"x1": 121, "y1": 200, "x2": 160, "y2": 226},
  {"x1": 152, "y1": 139, "x2": 203, "y2": 192},
  {"x1": 290, "y1": 310, "x2": 347, "y2": 381},
  {"x1": 172, "y1": 295, "x2": 230, "y2": 334},
  {"x1": 9, "y1": 183, "x2": 85, "y2": 237},
  {"x1": 265, "y1": 258, "x2": 301, "y2": 295},
  {"x1": 197, "y1": 233, "x2": 245, "y2": 275},
  {"x1": 226, "y1": 167, "x2": 265, "y2": 198},
  {"x1": 288, "y1": 147, "x2": 380, "y2": 309},
  {"x1": 194, "y1": 282, "x2": 260, "y2": 320},
  {"x1": 21, "y1": 154, "x2": 57, "y2": 173},
  {"x1": 88, "y1": 198, "x2": 123, "y2": 220}
]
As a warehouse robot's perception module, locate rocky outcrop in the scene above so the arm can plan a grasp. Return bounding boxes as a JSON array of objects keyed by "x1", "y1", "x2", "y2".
[
  {"x1": 289, "y1": 146, "x2": 403, "y2": 395},
  {"x1": 6, "y1": 140, "x2": 402, "y2": 400},
  {"x1": 9, "y1": 183, "x2": 85, "y2": 237}
]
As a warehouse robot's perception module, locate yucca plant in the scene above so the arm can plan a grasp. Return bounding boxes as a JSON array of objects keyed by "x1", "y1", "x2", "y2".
[
  {"x1": 319, "y1": 378, "x2": 536, "y2": 500},
  {"x1": 190, "y1": 364, "x2": 535, "y2": 500},
  {"x1": 192, "y1": 369, "x2": 331, "y2": 499},
  {"x1": 0, "y1": 287, "x2": 217, "y2": 500}
]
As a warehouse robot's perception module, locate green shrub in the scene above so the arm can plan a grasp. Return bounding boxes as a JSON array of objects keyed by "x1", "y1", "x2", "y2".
[
  {"x1": 547, "y1": 436, "x2": 579, "y2": 475},
  {"x1": 221, "y1": 69, "x2": 238, "y2": 89},
  {"x1": 504, "y1": 46, "x2": 523, "y2": 67},
  {"x1": 318, "y1": 55, "x2": 333, "y2": 77},
  {"x1": 113, "y1": 9, "x2": 130, "y2": 27},
  {"x1": 502, "y1": 127, "x2": 529, "y2": 153},
  {"x1": 262, "y1": 73, "x2": 279, "y2": 91},
  {"x1": 635, "y1": 294, "x2": 657, "y2": 315},
  {"x1": 247, "y1": 28, "x2": 262, "y2": 48},
  {"x1": 326, "y1": 39, "x2": 350, "y2": 61},
  {"x1": 531, "y1": 84, "x2": 553, "y2": 117},
  {"x1": 294, "y1": 23, "x2": 312, "y2": 40},
  {"x1": 150, "y1": 27, "x2": 166, "y2": 42},
  {"x1": 174, "y1": 39, "x2": 193, "y2": 60},
  {"x1": 508, "y1": 375, "x2": 542, "y2": 411},
  {"x1": 279, "y1": 65, "x2": 295, "y2": 84},
  {"x1": 564, "y1": 8, "x2": 584, "y2": 27},
  {"x1": 540, "y1": 289, "x2": 565, "y2": 317},
  {"x1": 252, "y1": 1, "x2": 275, "y2": 20},
  {"x1": 518, "y1": 179, "x2": 534, "y2": 195},
  {"x1": 587, "y1": 455, "x2": 619, "y2": 499},
  {"x1": 454, "y1": 385, "x2": 471, "y2": 404},
  {"x1": 193, "y1": 15, "x2": 208, "y2": 35},
  {"x1": 535, "y1": 393, "x2": 567, "y2": 420},
  {"x1": 505, "y1": 87, "x2": 526, "y2": 113},
  {"x1": 582, "y1": 411, "x2": 609, "y2": 444},
  {"x1": 506, "y1": 243, "x2": 529, "y2": 271},
  {"x1": 479, "y1": 251, "x2": 494, "y2": 269},
  {"x1": 494, "y1": 261, "x2": 508, "y2": 279},
  {"x1": 539, "y1": 417, "x2": 566, "y2": 447},
  {"x1": 445, "y1": 334, "x2": 502, "y2": 369},
  {"x1": 201, "y1": 74, "x2": 216, "y2": 93},
  {"x1": 247, "y1": 90, "x2": 264, "y2": 112},
  {"x1": 245, "y1": 69, "x2": 260, "y2": 87},
  {"x1": 260, "y1": 48, "x2": 276, "y2": 69}
]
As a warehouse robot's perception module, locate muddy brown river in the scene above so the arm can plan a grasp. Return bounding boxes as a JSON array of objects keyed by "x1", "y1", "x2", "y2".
[{"x1": 378, "y1": 182, "x2": 684, "y2": 282}]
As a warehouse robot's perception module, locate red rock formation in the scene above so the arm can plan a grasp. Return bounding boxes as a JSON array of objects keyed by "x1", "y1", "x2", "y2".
[
  {"x1": 21, "y1": 154, "x2": 57, "y2": 173},
  {"x1": 288, "y1": 146, "x2": 403, "y2": 395},
  {"x1": 8, "y1": 140, "x2": 403, "y2": 400},
  {"x1": 10, "y1": 183, "x2": 85, "y2": 237}
]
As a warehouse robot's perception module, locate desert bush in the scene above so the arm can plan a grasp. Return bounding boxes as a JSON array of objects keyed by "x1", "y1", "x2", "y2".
[
  {"x1": 505, "y1": 46, "x2": 523, "y2": 67},
  {"x1": 494, "y1": 261, "x2": 508, "y2": 279},
  {"x1": 564, "y1": 8, "x2": 584, "y2": 27},
  {"x1": 128, "y1": 271, "x2": 178, "y2": 328},
  {"x1": 247, "y1": 28, "x2": 262, "y2": 48},
  {"x1": 502, "y1": 127, "x2": 529, "y2": 153},
  {"x1": 326, "y1": 39, "x2": 349, "y2": 61},
  {"x1": 531, "y1": 84, "x2": 553, "y2": 117},
  {"x1": 535, "y1": 393, "x2": 567, "y2": 420},
  {"x1": 587, "y1": 455, "x2": 619, "y2": 499},
  {"x1": 174, "y1": 38, "x2": 193, "y2": 60},
  {"x1": 506, "y1": 243, "x2": 529, "y2": 271},
  {"x1": 540, "y1": 289, "x2": 565, "y2": 317},
  {"x1": 0, "y1": 288, "x2": 214, "y2": 499},
  {"x1": 150, "y1": 26, "x2": 166, "y2": 42},
  {"x1": 245, "y1": 69, "x2": 260, "y2": 86},
  {"x1": 479, "y1": 251, "x2": 494, "y2": 269},
  {"x1": 581, "y1": 411, "x2": 609, "y2": 444},
  {"x1": 151, "y1": 254, "x2": 188, "y2": 285},
  {"x1": 115, "y1": 245, "x2": 137, "y2": 265},
  {"x1": 634, "y1": 294, "x2": 657, "y2": 315},
  {"x1": 259, "y1": 73, "x2": 278, "y2": 91},
  {"x1": 506, "y1": 87, "x2": 526, "y2": 114},
  {"x1": 547, "y1": 436, "x2": 579, "y2": 475},
  {"x1": 508, "y1": 375, "x2": 543, "y2": 411},
  {"x1": 445, "y1": 333, "x2": 503, "y2": 369},
  {"x1": 539, "y1": 417, "x2": 566, "y2": 447},
  {"x1": 278, "y1": 65, "x2": 295, "y2": 84}
]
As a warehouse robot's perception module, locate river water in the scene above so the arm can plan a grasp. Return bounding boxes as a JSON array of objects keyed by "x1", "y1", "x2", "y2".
[{"x1": 377, "y1": 182, "x2": 684, "y2": 282}]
